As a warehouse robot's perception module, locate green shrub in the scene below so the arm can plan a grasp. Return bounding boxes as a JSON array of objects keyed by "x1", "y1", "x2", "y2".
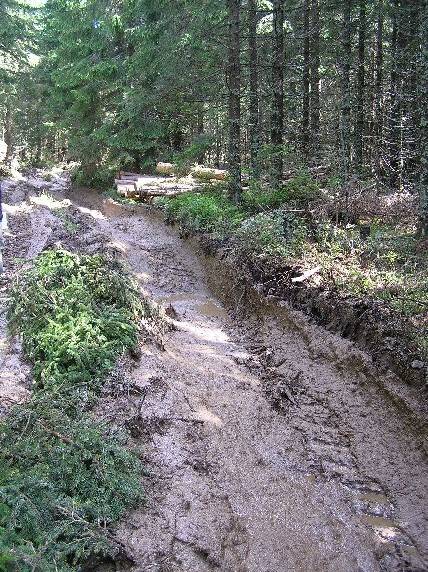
[
  {"x1": 234, "y1": 212, "x2": 288, "y2": 262},
  {"x1": 234, "y1": 211, "x2": 311, "y2": 265},
  {"x1": 242, "y1": 185, "x2": 289, "y2": 213},
  {"x1": 243, "y1": 172, "x2": 320, "y2": 213},
  {"x1": 157, "y1": 192, "x2": 244, "y2": 235},
  {"x1": 283, "y1": 172, "x2": 320, "y2": 204}
]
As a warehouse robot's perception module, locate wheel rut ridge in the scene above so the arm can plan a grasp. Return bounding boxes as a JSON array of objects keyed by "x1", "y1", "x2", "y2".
[{"x1": 234, "y1": 327, "x2": 427, "y2": 571}]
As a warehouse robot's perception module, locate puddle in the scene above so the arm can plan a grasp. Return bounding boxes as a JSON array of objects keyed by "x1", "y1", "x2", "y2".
[
  {"x1": 360, "y1": 492, "x2": 390, "y2": 505},
  {"x1": 160, "y1": 293, "x2": 228, "y2": 320},
  {"x1": 197, "y1": 300, "x2": 228, "y2": 319}
]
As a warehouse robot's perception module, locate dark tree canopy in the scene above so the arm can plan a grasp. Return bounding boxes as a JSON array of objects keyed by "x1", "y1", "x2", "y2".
[{"x1": 0, "y1": 0, "x2": 426, "y2": 231}]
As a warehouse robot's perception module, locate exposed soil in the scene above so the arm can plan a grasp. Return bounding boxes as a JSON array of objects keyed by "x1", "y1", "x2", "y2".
[{"x1": 1, "y1": 172, "x2": 427, "y2": 571}]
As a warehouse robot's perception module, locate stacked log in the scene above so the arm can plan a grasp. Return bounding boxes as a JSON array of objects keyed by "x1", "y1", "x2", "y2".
[
  {"x1": 155, "y1": 163, "x2": 175, "y2": 176},
  {"x1": 191, "y1": 165, "x2": 227, "y2": 181},
  {"x1": 114, "y1": 165, "x2": 228, "y2": 200}
]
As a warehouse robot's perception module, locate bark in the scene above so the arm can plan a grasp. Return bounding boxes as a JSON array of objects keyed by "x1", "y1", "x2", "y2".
[
  {"x1": 374, "y1": 0, "x2": 384, "y2": 173},
  {"x1": 405, "y1": 0, "x2": 422, "y2": 182},
  {"x1": 4, "y1": 102, "x2": 13, "y2": 165},
  {"x1": 271, "y1": 0, "x2": 285, "y2": 187},
  {"x1": 227, "y1": 0, "x2": 242, "y2": 203},
  {"x1": 302, "y1": 0, "x2": 310, "y2": 156},
  {"x1": 389, "y1": 0, "x2": 403, "y2": 189},
  {"x1": 197, "y1": 107, "x2": 205, "y2": 164},
  {"x1": 248, "y1": 0, "x2": 260, "y2": 178},
  {"x1": 310, "y1": 0, "x2": 321, "y2": 161},
  {"x1": 355, "y1": 0, "x2": 366, "y2": 173},
  {"x1": 418, "y1": 0, "x2": 428, "y2": 238},
  {"x1": 340, "y1": 0, "x2": 352, "y2": 179}
]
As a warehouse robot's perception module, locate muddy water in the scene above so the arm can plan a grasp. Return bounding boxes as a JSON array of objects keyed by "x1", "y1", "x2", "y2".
[{"x1": 2, "y1": 177, "x2": 426, "y2": 571}]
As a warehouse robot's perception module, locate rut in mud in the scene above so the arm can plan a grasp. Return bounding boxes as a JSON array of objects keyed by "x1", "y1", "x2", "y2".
[{"x1": 1, "y1": 173, "x2": 427, "y2": 572}]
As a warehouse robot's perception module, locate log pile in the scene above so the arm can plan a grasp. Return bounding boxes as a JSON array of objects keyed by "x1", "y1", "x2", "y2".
[
  {"x1": 114, "y1": 164, "x2": 228, "y2": 200},
  {"x1": 115, "y1": 171, "x2": 198, "y2": 200},
  {"x1": 154, "y1": 162, "x2": 228, "y2": 181}
]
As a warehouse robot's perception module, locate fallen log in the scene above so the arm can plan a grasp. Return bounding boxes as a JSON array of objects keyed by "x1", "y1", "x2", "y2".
[
  {"x1": 119, "y1": 171, "x2": 141, "y2": 180},
  {"x1": 115, "y1": 178, "x2": 142, "y2": 185},
  {"x1": 156, "y1": 162, "x2": 175, "y2": 176},
  {"x1": 117, "y1": 183, "x2": 136, "y2": 197},
  {"x1": 191, "y1": 165, "x2": 227, "y2": 181},
  {"x1": 134, "y1": 181, "x2": 194, "y2": 192}
]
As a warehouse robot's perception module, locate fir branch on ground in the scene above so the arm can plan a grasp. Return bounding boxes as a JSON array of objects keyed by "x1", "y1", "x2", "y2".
[
  {"x1": 8, "y1": 249, "x2": 145, "y2": 394},
  {"x1": 0, "y1": 249, "x2": 149, "y2": 571}
]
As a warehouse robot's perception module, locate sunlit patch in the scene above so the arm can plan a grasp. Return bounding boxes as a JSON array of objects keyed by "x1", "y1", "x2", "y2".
[
  {"x1": 76, "y1": 205, "x2": 106, "y2": 220},
  {"x1": 4, "y1": 202, "x2": 33, "y2": 215},
  {"x1": 134, "y1": 271, "x2": 151, "y2": 282},
  {"x1": 30, "y1": 194, "x2": 72, "y2": 210},
  {"x1": 107, "y1": 240, "x2": 129, "y2": 254},
  {"x1": 362, "y1": 515, "x2": 407, "y2": 544},
  {"x1": 173, "y1": 319, "x2": 230, "y2": 344},
  {"x1": 196, "y1": 406, "x2": 223, "y2": 427}
]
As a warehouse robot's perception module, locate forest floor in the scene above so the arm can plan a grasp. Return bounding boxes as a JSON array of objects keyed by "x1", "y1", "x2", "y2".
[{"x1": 0, "y1": 169, "x2": 427, "y2": 572}]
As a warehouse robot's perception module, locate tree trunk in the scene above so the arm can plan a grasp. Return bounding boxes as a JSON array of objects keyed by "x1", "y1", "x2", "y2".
[
  {"x1": 389, "y1": 0, "x2": 402, "y2": 189},
  {"x1": 302, "y1": 0, "x2": 310, "y2": 157},
  {"x1": 310, "y1": 0, "x2": 320, "y2": 161},
  {"x1": 340, "y1": 0, "x2": 352, "y2": 180},
  {"x1": 374, "y1": 0, "x2": 384, "y2": 175},
  {"x1": 418, "y1": 0, "x2": 428, "y2": 238},
  {"x1": 227, "y1": 0, "x2": 242, "y2": 203},
  {"x1": 248, "y1": 0, "x2": 260, "y2": 178},
  {"x1": 271, "y1": 0, "x2": 285, "y2": 187},
  {"x1": 355, "y1": 0, "x2": 366, "y2": 173},
  {"x1": 4, "y1": 102, "x2": 13, "y2": 165},
  {"x1": 197, "y1": 107, "x2": 205, "y2": 163}
]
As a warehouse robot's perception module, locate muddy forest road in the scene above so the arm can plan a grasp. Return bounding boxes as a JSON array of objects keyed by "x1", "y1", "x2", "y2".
[{"x1": 1, "y1": 173, "x2": 427, "y2": 572}]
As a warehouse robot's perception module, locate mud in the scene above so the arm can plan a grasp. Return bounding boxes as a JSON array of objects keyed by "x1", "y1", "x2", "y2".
[
  {"x1": 1, "y1": 173, "x2": 427, "y2": 571},
  {"x1": 219, "y1": 246, "x2": 427, "y2": 390}
]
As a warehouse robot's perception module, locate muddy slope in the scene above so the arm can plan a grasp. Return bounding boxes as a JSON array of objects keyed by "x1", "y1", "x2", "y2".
[{"x1": 1, "y1": 176, "x2": 427, "y2": 571}]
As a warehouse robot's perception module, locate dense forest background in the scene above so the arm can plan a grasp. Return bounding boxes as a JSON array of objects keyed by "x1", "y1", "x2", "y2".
[{"x1": 0, "y1": 0, "x2": 427, "y2": 235}]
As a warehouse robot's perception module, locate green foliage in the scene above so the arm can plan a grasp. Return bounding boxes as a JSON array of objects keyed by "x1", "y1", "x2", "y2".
[
  {"x1": 157, "y1": 191, "x2": 244, "y2": 235},
  {"x1": 172, "y1": 135, "x2": 215, "y2": 176},
  {"x1": 0, "y1": 398, "x2": 142, "y2": 571},
  {"x1": 243, "y1": 173, "x2": 320, "y2": 213},
  {"x1": 1, "y1": 249, "x2": 147, "y2": 570},
  {"x1": 283, "y1": 173, "x2": 320, "y2": 204},
  {"x1": 234, "y1": 212, "x2": 310, "y2": 264},
  {"x1": 233, "y1": 212, "x2": 288, "y2": 262},
  {"x1": 55, "y1": 208, "x2": 80, "y2": 234},
  {"x1": 0, "y1": 164, "x2": 12, "y2": 178},
  {"x1": 8, "y1": 250, "x2": 143, "y2": 392}
]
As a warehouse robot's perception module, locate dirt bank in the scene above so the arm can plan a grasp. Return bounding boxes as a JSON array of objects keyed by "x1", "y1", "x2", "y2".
[{"x1": 1, "y1": 174, "x2": 427, "y2": 571}]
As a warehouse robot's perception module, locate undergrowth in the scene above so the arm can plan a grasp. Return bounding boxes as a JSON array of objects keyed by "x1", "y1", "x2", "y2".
[
  {"x1": 156, "y1": 177, "x2": 427, "y2": 357},
  {"x1": 0, "y1": 249, "x2": 147, "y2": 571},
  {"x1": 156, "y1": 191, "x2": 244, "y2": 236}
]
